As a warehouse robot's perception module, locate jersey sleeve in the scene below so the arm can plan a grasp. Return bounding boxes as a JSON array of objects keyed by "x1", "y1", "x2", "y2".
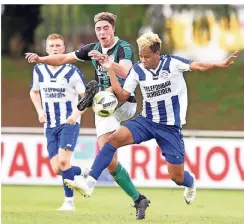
[
  {"x1": 123, "y1": 68, "x2": 139, "y2": 94},
  {"x1": 71, "y1": 67, "x2": 86, "y2": 94},
  {"x1": 117, "y1": 42, "x2": 134, "y2": 63},
  {"x1": 170, "y1": 55, "x2": 194, "y2": 72},
  {"x1": 72, "y1": 43, "x2": 96, "y2": 61},
  {"x1": 30, "y1": 65, "x2": 40, "y2": 90}
]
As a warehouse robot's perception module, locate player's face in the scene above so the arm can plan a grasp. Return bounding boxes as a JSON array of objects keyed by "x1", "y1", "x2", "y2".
[
  {"x1": 139, "y1": 48, "x2": 160, "y2": 69},
  {"x1": 95, "y1": 21, "x2": 115, "y2": 48},
  {"x1": 46, "y1": 39, "x2": 65, "y2": 55}
]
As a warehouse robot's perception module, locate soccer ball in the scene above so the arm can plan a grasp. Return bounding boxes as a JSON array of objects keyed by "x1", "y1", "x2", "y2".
[{"x1": 92, "y1": 91, "x2": 118, "y2": 117}]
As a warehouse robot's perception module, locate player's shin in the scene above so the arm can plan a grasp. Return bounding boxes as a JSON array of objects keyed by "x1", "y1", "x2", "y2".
[
  {"x1": 71, "y1": 166, "x2": 81, "y2": 175},
  {"x1": 62, "y1": 167, "x2": 75, "y2": 199},
  {"x1": 89, "y1": 142, "x2": 116, "y2": 180},
  {"x1": 183, "y1": 171, "x2": 194, "y2": 187},
  {"x1": 111, "y1": 163, "x2": 140, "y2": 201}
]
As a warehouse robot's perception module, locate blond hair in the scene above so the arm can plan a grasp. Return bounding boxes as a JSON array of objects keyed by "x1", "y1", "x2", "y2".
[
  {"x1": 137, "y1": 32, "x2": 162, "y2": 53},
  {"x1": 94, "y1": 12, "x2": 117, "y2": 26},
  {"x1": 46, "y1": 33, "x2": 64, "y2": 42}
]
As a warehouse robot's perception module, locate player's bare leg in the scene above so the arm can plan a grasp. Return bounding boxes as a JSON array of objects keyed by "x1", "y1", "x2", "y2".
[{"x1": 167, "y1": 162, "x2": 196, "y2": 204}]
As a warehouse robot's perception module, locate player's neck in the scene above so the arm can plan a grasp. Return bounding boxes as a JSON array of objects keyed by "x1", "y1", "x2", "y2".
[
  {"x1": 101, "y1": 36, "x2": 117, "y2": 49},
  {"x1": 48, "y1": 65, "x2": 61, "y2": 71},
  {"x1": 151, "y1": 59, "x2": 161, "y2": 70}
]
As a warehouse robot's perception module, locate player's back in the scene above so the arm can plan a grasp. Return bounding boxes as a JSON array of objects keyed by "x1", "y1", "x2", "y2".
[{"x1": 31, "y1": 63, "x2": 85, "y2": 128}]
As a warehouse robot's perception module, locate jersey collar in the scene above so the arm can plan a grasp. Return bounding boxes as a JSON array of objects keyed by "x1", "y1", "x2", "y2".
[{"x1": 101, "y1": 36, "x2": 119, "y2": 54}]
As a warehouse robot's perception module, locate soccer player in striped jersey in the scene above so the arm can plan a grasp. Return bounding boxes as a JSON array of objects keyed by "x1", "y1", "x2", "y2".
[
  {"x1": 29, "y1": 34, "x2": 88, "y2": 211},
  {"x1": 66, "y1": 32, "x2": 238, "y2": 210},
  {"x1": 26, "y1": 12, "x2": 149, "y2": 219}
]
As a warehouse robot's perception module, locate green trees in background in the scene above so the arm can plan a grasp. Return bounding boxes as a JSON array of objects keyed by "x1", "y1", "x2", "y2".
[
  {"x1": 1, "y1": 4, "x2": 239, "y2": 57},
  {"x1": 2, "y1": 5, "x2": 42, "y2": 56}
]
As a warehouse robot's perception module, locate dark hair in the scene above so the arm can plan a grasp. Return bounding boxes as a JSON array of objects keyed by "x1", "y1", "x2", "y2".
[{"x1": 150, "y1": 43, "x2": 161, "y2": 53}]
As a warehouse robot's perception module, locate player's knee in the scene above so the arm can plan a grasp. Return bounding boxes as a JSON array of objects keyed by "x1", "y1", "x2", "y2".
[
  {"x1": 59, "y1": 158, "x2": 70, "y2": 170},
  {"x1": 107, "y1": 135, "x2": 120, "y2": 147},
  {"x1": 107, "y1": 133, "x2": 126, "y2": 148}
]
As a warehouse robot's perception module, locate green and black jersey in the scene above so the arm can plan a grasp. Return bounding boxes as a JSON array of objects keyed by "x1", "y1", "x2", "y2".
[{"x1": 74, "y1": 38, "x2": 134, "y2": 91}]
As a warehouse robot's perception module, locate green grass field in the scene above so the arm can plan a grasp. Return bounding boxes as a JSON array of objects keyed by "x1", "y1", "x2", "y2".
[{"x1": 2, "y1": 186, "x2": 244, "y2": 224}]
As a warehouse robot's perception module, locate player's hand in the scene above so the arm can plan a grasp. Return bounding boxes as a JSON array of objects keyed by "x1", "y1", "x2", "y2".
[
  {"x1": 66, "y1": 115, "x2": 76, "y2": 125},
  {"x1": 100, "y1": 57, "x2": 113, "y2": 70},
  {"x1": 38, "y1": 111, "x2": 47, "y2": 123},
  {"x1": 88, "y1": 50, "x2": 106, "y2": 60},
  {"x1": 25, "y1": 53, "x2": 40, "y2": 63},
  {"x1": 66, "y1": 109, "x2": 82, "y2": 125},
  {"x1": 218, "y1": 51, "x2": 238, "y2": 68}
]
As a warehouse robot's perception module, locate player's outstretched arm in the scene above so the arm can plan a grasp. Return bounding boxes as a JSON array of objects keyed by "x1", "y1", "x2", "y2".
[
  {"x1": 25, "y1": 52, "x2": 77, "y2": 66},
  {"x1": 107, "y1": 68, "x2": 130, "y2": 102},
  {"x1": 190, "y1": 51, "x2": 238, "y2": 72}
]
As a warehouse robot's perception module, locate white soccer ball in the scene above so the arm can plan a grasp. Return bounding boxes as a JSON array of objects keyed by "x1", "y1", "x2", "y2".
[{"x1": 92, "y1": 91, "x2": 118, "y2": 117}]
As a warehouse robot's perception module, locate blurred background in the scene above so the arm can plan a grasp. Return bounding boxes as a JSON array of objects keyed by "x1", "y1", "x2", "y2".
[
  {"x1": 1, "y1": 4, "x2": 244, "y2": 129},
  {"x1": 1, "y1": 5, "x2": 244, "y2": 224}
]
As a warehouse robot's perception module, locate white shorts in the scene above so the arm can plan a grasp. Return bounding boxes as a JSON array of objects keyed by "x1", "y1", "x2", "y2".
[{"x1": 95, "y1": 101, "x2": 137, "y2": 137}]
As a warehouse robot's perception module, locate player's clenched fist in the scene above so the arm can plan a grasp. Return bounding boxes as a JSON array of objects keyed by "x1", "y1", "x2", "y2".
[
  {"x1": 37, "y1": 111, "x2": 47, "y2": 123},
  {"x1": 25, "y1": 53, "x2": 40, "y2": 63}
]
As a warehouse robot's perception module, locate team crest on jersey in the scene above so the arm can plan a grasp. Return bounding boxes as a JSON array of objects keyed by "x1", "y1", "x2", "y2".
[
  {"x1": 159, "y1": 70, "x2": 169, "y2": 79},
  {"x1": 58, "y1": 77, "x2": 67, "y2": 85}
]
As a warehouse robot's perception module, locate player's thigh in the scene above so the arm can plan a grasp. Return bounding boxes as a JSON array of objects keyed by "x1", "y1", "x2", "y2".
[
  {"x1": 59, "y1": 123, "x2": 80, "y2": 152},
  {"x1": 155, "y1": 126, "x2": 185, "y2": 178},
  {"x1": 45, "y1": 127, "x2": 59, "y2": 160},
  {"x1": 155, "y1": 125, "x2": 185, "y2": 161},
  {"x1": 122, "y1": 115, "x2": 154, "y2": 146},
  {"x1": 95, "y1": 114, "x2": 120, "y2": 138},
  {"x1": 114, "y1": 101, "x2": 137, "y2": 122}
]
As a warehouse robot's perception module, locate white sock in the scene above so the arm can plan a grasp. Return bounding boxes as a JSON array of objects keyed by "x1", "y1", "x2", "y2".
[{"x1": 65, "y1": 196, "x2": 74, "y2": 203}]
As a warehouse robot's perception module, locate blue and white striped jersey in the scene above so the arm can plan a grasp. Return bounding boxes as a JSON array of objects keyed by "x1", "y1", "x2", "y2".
[
  {"x1": 123, "y1": 55, "x2": 193, "y2": 127},
  {"x1": 30, "y1": 64, "x2": 86, "y2": 128}
]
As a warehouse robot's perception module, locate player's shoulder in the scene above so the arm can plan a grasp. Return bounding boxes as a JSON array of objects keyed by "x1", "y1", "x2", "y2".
[
  {"x1": 166, "y1": 54, "x2": 193, "y2": 64},
  {"x1": 117, "y1": 39, "x2": 132, "y2": 48},
  {"x1": 33, "y1": 63, "x2": 44, "y2": 70},
  {"x1": 65, "y1": 64, "x2": 82, "y2": 72},
  {"x1": 131, "y1": 61, "x2": 143, "y2": 72},
  {"x1": 77, "y1": 42, "x2": 98, "y2": 51}
]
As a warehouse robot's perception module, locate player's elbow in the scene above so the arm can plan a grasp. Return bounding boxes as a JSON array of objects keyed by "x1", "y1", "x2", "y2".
[
  {"x1": 30, "y1": 89, "x2": 38, "y2": 96},
  {"x1": 116, "y1": 91, "x2": 129, "y2": 102}
]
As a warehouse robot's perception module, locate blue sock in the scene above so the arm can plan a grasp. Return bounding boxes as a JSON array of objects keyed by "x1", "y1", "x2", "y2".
[
  {"x1": 183, "y1": 171, "x2": 194, "y2": 187},
  {"x1": 72, "y1": 166, "x2": 81, "y2": 175},
  {"x1": 90, "y1": 143, "x2": 116, "y2": 180},
  {"x1": 62, "y1": 167, "x2": 74, "y2": 197}
]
